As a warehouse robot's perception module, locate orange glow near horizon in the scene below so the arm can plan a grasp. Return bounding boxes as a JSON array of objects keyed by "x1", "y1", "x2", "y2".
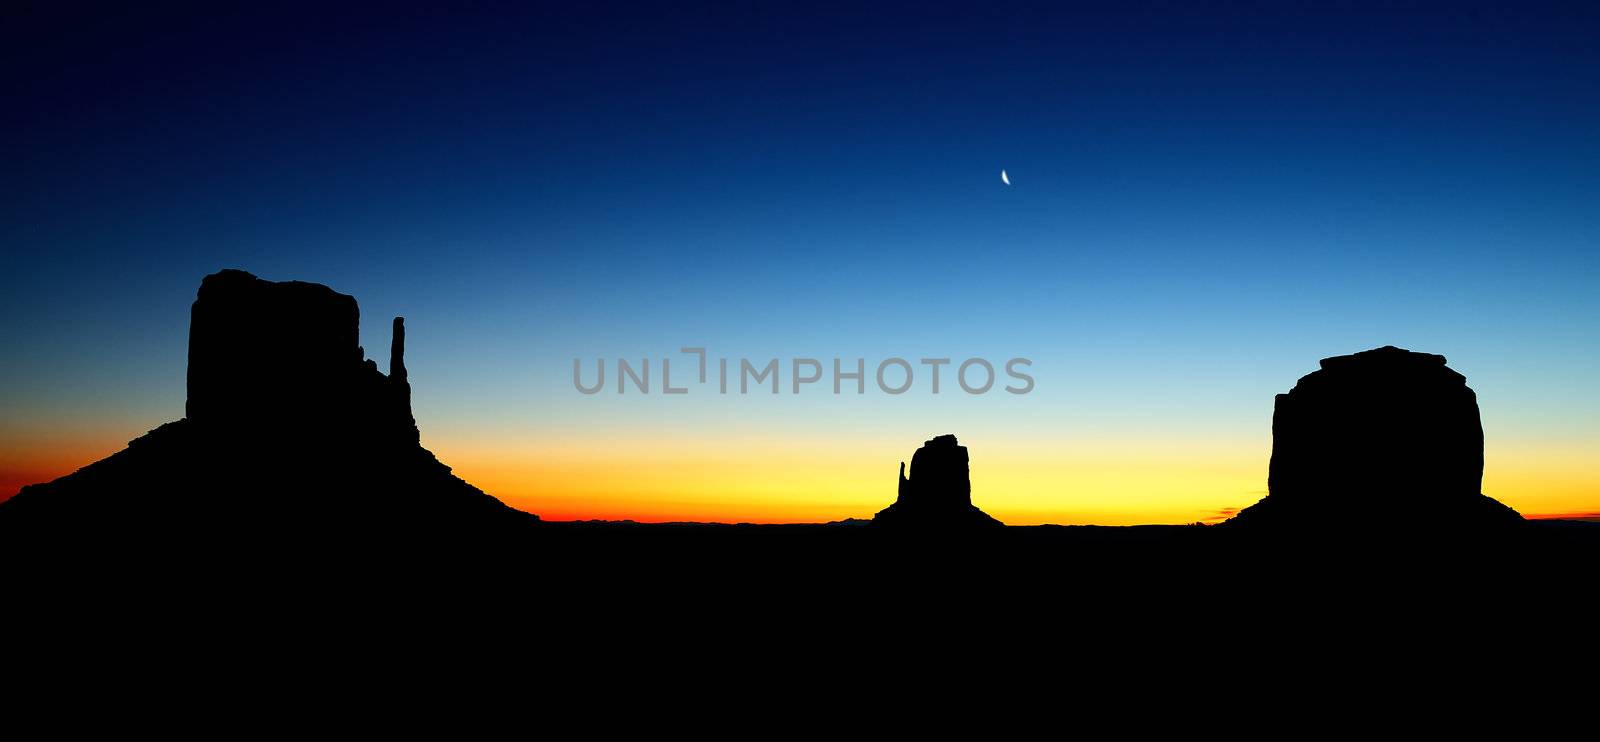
[
  {"x1": 423, "y1": 431, "x2": 1600, "y2": 526},
  {"x1": 4, "y1": 425, "x2": 1597, "y2": 525},
  {"x1": 0, "y1": 424, "x2": 139, "y2": 504}
]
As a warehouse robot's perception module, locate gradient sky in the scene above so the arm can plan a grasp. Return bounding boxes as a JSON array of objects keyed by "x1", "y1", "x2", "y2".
[{"x1": 4, "y1": 2, "x2": 1598, "y2": 523}]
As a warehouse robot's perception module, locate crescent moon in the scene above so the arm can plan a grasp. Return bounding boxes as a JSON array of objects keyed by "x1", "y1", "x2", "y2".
[{"x1": 1001, "y1": 169, "x2": 1010, "y2": 185}]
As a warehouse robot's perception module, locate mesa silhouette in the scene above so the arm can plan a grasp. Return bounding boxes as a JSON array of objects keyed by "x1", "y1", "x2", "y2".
[
  {"x1": 0, "y1": 269, "x2": 536, "y2": 557},
  {"x1": 1224, "y1": 345, "x2": 1523, "y2": 535}
]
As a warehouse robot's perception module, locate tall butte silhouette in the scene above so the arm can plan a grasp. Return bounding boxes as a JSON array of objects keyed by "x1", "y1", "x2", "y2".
[
  {"x1": 0, "y1": 269, "x2": 537, "y2": 557},
  {"x1": 873, "y1": 434, "x2": 1004, "y2": 529},
  {"x1": 1225, "y1": 345, "x2": 1522, "y2": 534}
]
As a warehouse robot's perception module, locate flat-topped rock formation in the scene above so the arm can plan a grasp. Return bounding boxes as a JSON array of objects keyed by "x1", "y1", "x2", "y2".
[
  {"x1": 873, "y1": 434, "x2": 1004, "y2": 529},
  {"x1": 0, "y1": 269, "x2": 536, "y2": 557},
  {"x1": 1227, "y1": 345, "x2": 1521, "y2": 533}
]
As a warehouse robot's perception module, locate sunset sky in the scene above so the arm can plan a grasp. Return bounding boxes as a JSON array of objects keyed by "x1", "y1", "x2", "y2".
[{"x1": 4, "y1": 3, "x2": 1598, "y2": 523}]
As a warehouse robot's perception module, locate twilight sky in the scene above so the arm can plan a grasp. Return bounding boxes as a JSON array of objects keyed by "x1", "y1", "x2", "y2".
[{"x1": 4, "y1": 2, "x2": 1598, "y2": 523}]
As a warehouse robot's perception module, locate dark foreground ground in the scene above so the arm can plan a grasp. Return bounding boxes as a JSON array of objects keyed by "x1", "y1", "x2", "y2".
[
  {"x1": 15, "y1": 516, "x2": 1594, "y2": 631},
  {"x1": 11, "y1": 517, "x2": 1596, "y2": 587},
  {"x1": 528, "y1": 519, "x2": 1599, "y2": 604},
  {"x1": 5, "y1": 519, "x2": 1595, "y2": 701}
]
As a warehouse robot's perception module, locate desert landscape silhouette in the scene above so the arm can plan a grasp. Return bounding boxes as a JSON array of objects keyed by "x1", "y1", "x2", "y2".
[
  {"x1": 2, "y1": 269, "x2": 1593, "y2": 579},
  {"x1": 8, "y1": 3, "x2": 1600, "y2": 690}
]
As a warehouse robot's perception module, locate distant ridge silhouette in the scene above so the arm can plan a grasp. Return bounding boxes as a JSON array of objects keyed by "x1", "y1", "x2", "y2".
[
  {"x1": 1225, "y1": 345, "x2": 1522, "y2": 534},
  {"x1": 0, "y1": 269, "x2": 536, "y2": 556},
  {"x1": 873, "y1": 434, "x2": 1004, "y2": 529}
]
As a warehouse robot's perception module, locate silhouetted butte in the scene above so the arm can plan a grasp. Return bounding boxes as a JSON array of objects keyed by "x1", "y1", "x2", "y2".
[
  {"x1": 0, "y1": 269, "x2": 536, "y2": 557},
  {"x1": 1226, "y1": 345, "x2": 1521, "y2": 534},
  {"x1": 873, "y1": 434, "x2": 1003, "y2": 529}
]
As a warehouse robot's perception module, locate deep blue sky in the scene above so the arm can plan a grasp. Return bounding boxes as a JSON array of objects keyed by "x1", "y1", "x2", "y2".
[{"x1": 4, "y1": 3, "x2": 1598, "y2": 516}]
